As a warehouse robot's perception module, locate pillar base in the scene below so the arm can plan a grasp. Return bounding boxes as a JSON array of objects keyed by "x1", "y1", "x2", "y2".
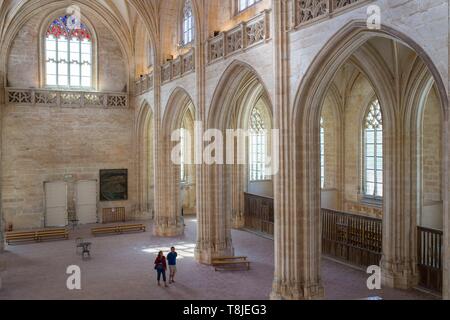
[
  {"x1": 231, "y1": 211, "x2": 245, "y2": 229},
  {"x1": 270, "y1": 279, "x2": 324, "y2": 300},
  {"x1": 153, "y1": 217, "x2": 185, "y2": 237},
  {"x1": 195, "y1": 239, "x2": 234, "y2": 264},
  {"x1": 381, "y1": 259, "x2": 419, "y2": 290}
]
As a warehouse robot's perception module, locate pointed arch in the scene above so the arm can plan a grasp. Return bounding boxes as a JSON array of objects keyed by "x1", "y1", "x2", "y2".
[{"x1": 291, "y1": 20, "x2": 449, "y2": 297}]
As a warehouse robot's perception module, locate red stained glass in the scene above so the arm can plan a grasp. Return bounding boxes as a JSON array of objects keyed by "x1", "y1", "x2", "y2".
[{"x1": 46, "y1": 15, "x2": 91, "y2": 40}]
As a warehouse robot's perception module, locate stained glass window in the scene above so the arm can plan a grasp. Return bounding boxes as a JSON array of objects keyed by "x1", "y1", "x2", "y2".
[
  {"x1": 239, "y1": 0, "x2": 261, "y2": 12},
  {"x1": 45, "y1": 15, "x2": 92, "y2": 88},
  {"x1": 363, "y1": 100, "x2": 383, "y2": 198},
  {"x1": 250, "y1": 106, "x2": 268, "y2": 181},
  {"x1": 182, "y1": 0, "x2": 194, "y2": 45},
  {"x1": 320, "y1": 117, "x2": 325, "y2": 189}
]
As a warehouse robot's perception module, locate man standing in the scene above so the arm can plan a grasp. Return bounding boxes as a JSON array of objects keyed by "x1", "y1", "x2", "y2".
[{"x1": 167, "y1": 247, "x2": 178, "y2": 284}]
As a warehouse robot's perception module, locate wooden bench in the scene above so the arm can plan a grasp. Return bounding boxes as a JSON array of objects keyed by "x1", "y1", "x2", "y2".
[
  {"x1": 6, "y1": 228, "x2": 69, "y2": 245},
  {"x1": 92, "y1": 224, "x2": 146, "y2": 237},
  {"x1": 212, "y1": 256, "x2": 250, "y2": 271}
]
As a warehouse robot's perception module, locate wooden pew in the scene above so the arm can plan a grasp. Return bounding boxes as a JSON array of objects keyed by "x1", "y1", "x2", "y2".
[
  {"x1": 92, "y1": 224, "x2": 146, "y2": 237},
  {"x1": 212, "y1": 256, "x2": 250, "y2": 271},
  {"x1": 6, "y1": 228, "x2": 69, "y2": 245}
]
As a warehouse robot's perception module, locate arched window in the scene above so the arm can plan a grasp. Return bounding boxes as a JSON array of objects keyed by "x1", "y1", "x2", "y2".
[
  {"x1": 45, "y1": 15, "x2": 92, "y2": 88},
  {"x1": 238, "y1": 0, "x2": 261, "y2": 12},
  {"x1": 182, "y1": 0, "x2": 194, "y2": 45},
  {"x1": 363, "y1": 100, "x2": 383, "y2": 199},
  {"x1": 320, "y1": 117, "x2": 325, "y2": 189},
  {"x1": 249, "y1": 106, "x2": 268, "y2": 181}
]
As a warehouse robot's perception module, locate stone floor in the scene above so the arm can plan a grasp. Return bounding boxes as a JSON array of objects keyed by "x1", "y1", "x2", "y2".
[{"x1": 0, "y1": 218, "x2": 437, "y2": 300}]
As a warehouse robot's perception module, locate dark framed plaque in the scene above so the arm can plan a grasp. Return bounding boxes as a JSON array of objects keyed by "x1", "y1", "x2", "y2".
[{"x1": 100, "y1": 169, "x2": 128, "y2": 201}]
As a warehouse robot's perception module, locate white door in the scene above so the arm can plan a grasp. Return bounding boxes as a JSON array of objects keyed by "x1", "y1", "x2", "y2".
[
  {"x1": 76, "y1": 180, "x2": 98, "y2": 224},
  {"x1": 45, "y1": 182, "x2": 68, "y2": 227}
]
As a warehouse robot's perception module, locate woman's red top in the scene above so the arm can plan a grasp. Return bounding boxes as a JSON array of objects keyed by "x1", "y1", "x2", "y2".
[{"x1": 154, "y1": 256, "x2": 167, "y2": 270}]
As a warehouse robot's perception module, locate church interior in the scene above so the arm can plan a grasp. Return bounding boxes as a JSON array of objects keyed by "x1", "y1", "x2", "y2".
[{"x1": 0, "y1": 0, "x2": 449, "y2": 301}]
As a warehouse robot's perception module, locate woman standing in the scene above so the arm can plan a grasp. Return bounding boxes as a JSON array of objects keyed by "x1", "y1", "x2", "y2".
[{"x1": 154, "y1": 251, "x2": 168, "y2": 287}]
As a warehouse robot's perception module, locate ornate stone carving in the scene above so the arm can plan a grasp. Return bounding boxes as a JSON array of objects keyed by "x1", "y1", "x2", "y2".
[
  {"x1": 226, "y1": 28, "x2": 243, "y2": 55},
  {"x1": 8, "y1": 90, "x2": 32, "y2": 104},
  {"x1": 296, "y1": 0, "x2": 329, "y2": 25},
  {"x1": 35, "y1": 91, "x2": 57, "y2": 105},
  {"x1": 172, "y1": 59, "x2": 181, "y2": 78},
  {"x1": 107, "y1": 95, "x2": 127, "y2": 108},
  {"x1": 84, "y1": 93, "x2": 105, "y2": 107},
  {"x1": 295, "y1": 0, "x2": 366, "y2": 27},
  {"x1": 61, "y1": 92, "x2": 82, "y2": 106},
  {"x1": 182, "y1": 51, "x2": 194, "y2": 73},
  {"x1": 6, "y1": 88, "x2": 128, "y2": 109},
  {"x1": 207, "y1": 10, "x2": 270, "y2": 63},
  {"x1": 208, "y1": 35, "x2": 224, "y2": 62},
  {"x1": 335, "y1": 0, "x2": 361, "y2": 10},
  {"x1": 247, "y1": 20, "x2": 265, "y2": 46}
]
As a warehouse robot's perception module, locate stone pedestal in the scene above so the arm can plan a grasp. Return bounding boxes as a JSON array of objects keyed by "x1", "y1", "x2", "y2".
[
  {"x1": 195, "y1": 239, "x2": 234, "y2": 264},
  {"x1": 381, "y1": 259, "x2": 419, "y2": 290},
  {"x1": 271, "y1": 280, "x2": 324, "y2": 300},
  {"x1": 153, "y1": 216, "x2": 185, "y2": 237}
]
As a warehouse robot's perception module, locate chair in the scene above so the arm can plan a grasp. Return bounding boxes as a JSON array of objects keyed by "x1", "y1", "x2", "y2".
[
  {"x1": 76, "y1": 238, "x2": 83, "y2": 255},
  {"x1": 82, "y1": 243, "x2": 91, "y2": 260}
]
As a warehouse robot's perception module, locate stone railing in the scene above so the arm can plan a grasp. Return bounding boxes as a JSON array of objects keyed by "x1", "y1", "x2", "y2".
[
  {"x1": 161, "y1": 48, "x2": 195, "y2": 84},
  {"x1": 135, "y1": 72, "x2": 154, "y2": 95},
  {"x1": 295, "y1": 0, "x2": 370, "y2": 27},
  {"x1": 6, "y1": 88, "x2": 128, "y2": 109},
  {"x1": 207, "y1": 9, "x2": 271, "y2": 64}
]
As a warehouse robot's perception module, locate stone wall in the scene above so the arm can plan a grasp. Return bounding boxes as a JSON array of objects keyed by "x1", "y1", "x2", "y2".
[
  {"x1": 1, "y1": 7, "x2": 132, "y2": 230},
  {"x1": 1, "y1": 104, "x2": 135, "y2": 230}
]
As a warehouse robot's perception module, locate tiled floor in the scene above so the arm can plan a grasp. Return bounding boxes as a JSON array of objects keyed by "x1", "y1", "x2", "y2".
[{"x1": 0, "y1": 218, "x2": 437, "y2": 300}]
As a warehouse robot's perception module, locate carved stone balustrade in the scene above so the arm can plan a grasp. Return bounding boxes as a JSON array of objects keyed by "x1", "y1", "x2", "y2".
[
  {"x1": 135, "y1": 73, "x2": 154, "y2": 96},
  {"x1": 161, "y1": 48, "x2": 195, "y2": 84},
  {"x1": 6, "y1": 88, "x2": 128, "y2": 109},
  {"x1": 295, "y1": 0, "x2": 371, "y2": 28},
  {"x1": 207, "y1": 9, "x2": 271, "y2": 64}
]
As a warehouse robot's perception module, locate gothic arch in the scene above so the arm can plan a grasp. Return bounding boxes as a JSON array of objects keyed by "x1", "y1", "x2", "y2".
[
  {"x1": 208, "y1": 60, "x2": 274, "y2": 130},
  {"x1": 136, "y1": 100, "x2": 155, "y2": 218},
  {"x1": 163, "y1": 87, "x2": 196, "y2": 134},
  {"x1": 0, "y1": 0, "x2": 136, "y2": 89},
  {"x1": 196, "y1": 59, "x2": 275, "y2": 264},
  {"x1": 291, "y1": 20, "x2": 449, "y2": 298}
]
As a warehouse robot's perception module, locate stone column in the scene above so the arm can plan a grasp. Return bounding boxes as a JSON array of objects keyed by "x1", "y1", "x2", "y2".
[
  {"x1": 380, "y1": 83, "x2": 420, "y2": 290},
  {"x1": 194, "y1": 0, "x2": 234, "y2": 264},
  {"x1": 270, "y1": 0, "x2": 324, "y2": 300},
  {"x1": 151, "y1": 22, "x2": 184, "y2": 237},
  {"x1": 0, "y1": 69, "x2": 4, "y2": 253},
  {"x1": 443, "y1": 101, "x2": 449, "y2": 300}
]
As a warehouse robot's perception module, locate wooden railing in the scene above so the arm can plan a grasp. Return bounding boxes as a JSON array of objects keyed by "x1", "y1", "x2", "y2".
[
  {"x1": 102, "y1": 207, "x2": 126, "y2": 224},
  {"x1": 6, "y1": 88, "x2": 128, "y2": 109},
  {"x1": 244, "y1": 193, "x2": 274, "y2": 236},
  {"x1": 417, "y1": 226, "x2": 443, "y2": 293},
  {"x1": 322, "y1": 208, "x2": 382, "y2": 267}
]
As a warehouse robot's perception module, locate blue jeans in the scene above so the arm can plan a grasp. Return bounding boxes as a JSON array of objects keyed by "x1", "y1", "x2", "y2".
[{"x1": 156, "y1": 268, "x2": 166, "y2": 282}]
